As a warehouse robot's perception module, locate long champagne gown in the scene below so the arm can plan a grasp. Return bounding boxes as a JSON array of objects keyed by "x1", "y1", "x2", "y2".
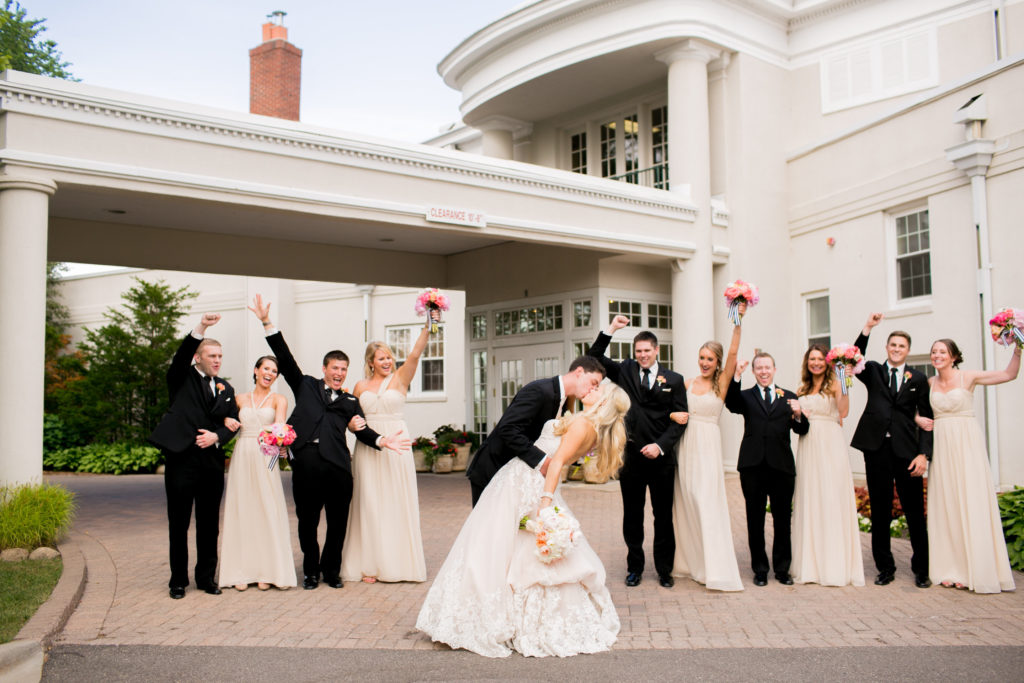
[
  {"x1": 670, "y1": 388, "x2": 743, "y2": 591},
  {"x1": 341, "y1": 374, "x2": 426, "y2": 582},
  {"x1": 218, "y1": 396, "x2": 297, "y2": 588},
  {"x1": 928, "y1": 380, "x2": 1015, "y2": 593},
  {"x1": 416, "y1": 419, "x2": 619, "y2": 658}
]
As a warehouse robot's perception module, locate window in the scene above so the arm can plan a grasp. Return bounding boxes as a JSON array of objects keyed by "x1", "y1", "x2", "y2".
[
  {"x1": 471, "y1": 351, "x2": 488, "y2": 435},
  {"x1": 499, "y1": 359, "x2": 523, "y2": 411},
  {"x1": 386, "y1": 324, "x2": 445, "y2": 394},
  {"x1": 573, "y1": 300, "x2": 592, "y2": 328},
  {"x1": 647, "y1": 303, "x2": 672, "y2": 329},
  {"x1": 494, "y1": 304, "x2": 563, "y2": 336},
  {"x1": 894, "y1": 209, "x2": 931, "y2": 300},
  {"x1": 572, "y1": 341, "x2": 591, "y2": 359},
  {"x1": 907, "y1": 358, "x2": 937, "y2": 378},
  {"x1": 658, "y1": 344, "x2": 674, "y2": 371},
  {"x1": 806, "y1": 295, "x2": 831, "y2": 348},
  {"x1": 608, "y1": 299, "x2": 642, "y2": 326},
  {"x1": 600, "y1": 122, "x2": 616, "y2": 177},
  {"x1": 622, "y1": 114, "x2": 639, "y2": 182},
  {"x1": 651, "y1": 105, "x2": 669, "y2": 189},
  {"x1": 535, "y1": 357, "x2": 560, "y2": 379},
  {"x1": 570, "y1": 131, "x2": 587, "y2": 174},
  {"x1": 607, "y1": 340, "x2": 672, "y2": 370},
  {"x1": 471, "y1": 313, "x2": 487, "y2": 340}
]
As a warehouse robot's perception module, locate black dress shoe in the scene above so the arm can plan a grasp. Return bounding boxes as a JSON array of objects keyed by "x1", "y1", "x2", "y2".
[
  {"x1": 303, "y1": 576, "x2": 319, "y2": 590},
  {"x1": 658, "y1": 575, "x2": 674, "y2": 588},
  {"x1": 325, "y1": 577, "x2": 343, "y2": 589},
  {"x1": 625, "y1": 572, "x2": 642, "y2": 587},
  {"x1": 753, "y1": 573, "x2": 768, "y2": 586},
  {"x1": 199, "y1": 584, "x2": 222, "y2": 595},
  {"x1": 914, "y1": 575, "x2": 932, "y2": 588},
  {"x1": 775, "y1": 574, "x2": 794, "y2": 585},
  {"x1": 169, "y1": 586, "x2": 185, "y2": 599},
  {"x1": 874, "y1": 571, "x2": 895, "y2": 586}
]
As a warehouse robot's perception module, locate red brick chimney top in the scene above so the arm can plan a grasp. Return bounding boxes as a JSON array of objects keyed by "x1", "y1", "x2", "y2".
[{"x1": 249, "y1": 10, "x2": 302, "y2": 121}]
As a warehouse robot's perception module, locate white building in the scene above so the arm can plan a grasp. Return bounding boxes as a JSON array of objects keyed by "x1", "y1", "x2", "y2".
[{"x1": 4, "y1": 0, "x2": 1022, "y2": 487}]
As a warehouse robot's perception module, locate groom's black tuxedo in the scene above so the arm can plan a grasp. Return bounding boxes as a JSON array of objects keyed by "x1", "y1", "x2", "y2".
[
  {"x1": 466, "y1": 376, "x2": 563, "y2": 506},
  {"x1": 266, "y1": 331, "x2": 382, "y2": 583},
  {"x1": 852, "y1": 331, "x2": 932, "y2": 579},
  {"x1": 149, "y1": 333, "x2": 238, "y2": 590},
  {"x1": 589, "y1": 331, "x2": 686, "y2": 579},
  {"x1": 725, "y1": 380, "x2": 808, "y2": 579}
]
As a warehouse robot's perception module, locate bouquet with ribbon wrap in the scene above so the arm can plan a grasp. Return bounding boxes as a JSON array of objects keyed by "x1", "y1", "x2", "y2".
[
  {"x1": 415, "y1": 288, "x2": 450, "y2": 334},
  {"x1": 723, "y1": 280, "x2": 759, "y2": 325},
  {"x1": 825, "y1": 344, "x2": 866, "y2": 395},
  {"x1": 989, "y1": 308, "x2": 1024, "y2": 349},
  {"x1": 258, "y1": 422, "x2": 297, "y2": 471}
]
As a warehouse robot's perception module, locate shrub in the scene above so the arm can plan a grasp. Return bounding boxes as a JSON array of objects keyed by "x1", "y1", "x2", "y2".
[
  {"x1": 998, "y1": 486, "x2": 1024, "y2": 571},
  {"x1": 854, "y1": 480, "x2": 928, "y2": 519},
  {"x1": 44, "y1": 442, "x2": 163, "y2": 475},
  {"x1": 0, "y1": 483, "x2": 76, "y2": 550}
]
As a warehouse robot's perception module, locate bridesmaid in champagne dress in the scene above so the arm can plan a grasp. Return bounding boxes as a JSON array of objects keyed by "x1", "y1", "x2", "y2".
[
  {"x1": 924, "y1": 339, "x2": 1020, "y2": 593},
  {"x1": 668, "y1": 302, "x2": 745, "y2": 591},
  {"x1": 218, "y1": 356, "x2": 297, "y2": 590},
  {"x1": 791, "y1": 345, "x2": 864, "y2": 587},
  {"x1": 341, "y1": 312, "x2": 437, "y2": 583}
]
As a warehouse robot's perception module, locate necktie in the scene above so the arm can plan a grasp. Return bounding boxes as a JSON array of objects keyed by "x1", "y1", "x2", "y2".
[
  {"x1": 763, "y1": 386, "x2": 772, "y2": 408},
  {"x1": 889, "y1": 368, "x2": 899, "y2": 396},
  {"x1": 642, "y1": 368, "x2": 651, "y2": 391},
  {"x1": 325, "y1": 385, "x2": 335, "y2": 403},
  {"x1": 209, "y1": 379, "x2": 216, "y2": 397}
]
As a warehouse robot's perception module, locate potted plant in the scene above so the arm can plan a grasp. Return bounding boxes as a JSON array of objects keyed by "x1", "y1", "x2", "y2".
[
  {"x1": 412, "y1": 436, "x2": 434, "y2": 473},
  {"x1": 450, "y1": 431, "x2": 471, "y2": 471},
  {"x1": 433, "y1": 441, "x2": 457, "y2": 473}
]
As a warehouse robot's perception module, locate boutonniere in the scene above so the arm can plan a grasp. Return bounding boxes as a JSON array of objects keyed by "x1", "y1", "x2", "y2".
[
  {"x1": 215, "y1": 383, "x2": 225, "y2": 394},
  {"x1": 775, "y1": 388, "x2": 785, "y2": 398},
  {"x1": 903, "y1": 371, "x2": 912, "y2": 382},
  {"x1": 656, "y1": 375, "x2": 666, "y2": 386}
]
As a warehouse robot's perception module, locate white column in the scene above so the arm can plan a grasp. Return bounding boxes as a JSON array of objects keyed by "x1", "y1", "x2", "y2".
[
  {"x1": 480, "y1": 128, "x2": 514, "y2": 160},
  {"x1": 0, "y1": 173, "x2": 56, "y2": 488},
  {"x1": 657, "y1": 40, "x2": 720, "y2": 363},
  {"x1": 476, "y1": 116, "x2": 530, "y2": 161},
  {"x1": 708, "y1": 54, "x2": 730, "y2": 199}
]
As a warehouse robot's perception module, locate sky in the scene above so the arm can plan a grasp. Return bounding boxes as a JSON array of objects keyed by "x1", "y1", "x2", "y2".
[
  {"x1": 27, "y1": 0, "x2": 521, "y2": 142},
  {"x1": 26, "y1": 0, "x2": 523, "y2": 275}
]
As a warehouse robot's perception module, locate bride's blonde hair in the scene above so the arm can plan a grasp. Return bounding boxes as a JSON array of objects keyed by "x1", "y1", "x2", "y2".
[{"x1": 554, "y1": 380, "x2": 629, "y2": 481}]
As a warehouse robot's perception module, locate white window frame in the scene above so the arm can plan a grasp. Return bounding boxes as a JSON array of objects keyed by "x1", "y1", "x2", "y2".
[
  {"x1": 804, "y1": 292, "x2": 831, "y2": 349},
  {"x1": 886, "y1": 205, "x2": 933, "y2": 308},
  {"x1": 386, "y1": 323, "x2": 446, "y2": 399}
]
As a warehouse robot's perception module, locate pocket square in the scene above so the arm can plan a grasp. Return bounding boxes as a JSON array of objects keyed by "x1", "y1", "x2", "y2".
[
  {"x1": 346, "y1": 395, "x2": 356, "y2": 400},
  {"x1": 225, "y1": 397, "x2": 232, "y2": 402},
  {"x1": 661, "y1": 388, "x2": 671, "y2": 392}
]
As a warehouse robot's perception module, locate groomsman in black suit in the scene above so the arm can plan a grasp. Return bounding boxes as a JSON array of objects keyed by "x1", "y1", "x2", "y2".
[
  {"x1": 249, "y1": 295, "x2": 409, "y2": 590},
  {"x1": 589, "y1": 315, "x2": 686, "y2": 588},
  {"x1": 150, "y1": 313, "x2": 239, "y2": 599},
  {"x1": 852, "y1": 313, "x2": 933, "y2": 588},
  {"x1": 725, "y1": 352, "x2": 809, "y2": 586},
  {"x1": 466, "y1": 356, "x2": 605, "y2": 505}
]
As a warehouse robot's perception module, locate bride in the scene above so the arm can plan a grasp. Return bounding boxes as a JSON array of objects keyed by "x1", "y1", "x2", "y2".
[{"x1": 416, "y1": 381, "x2": 630, "y2": 658}]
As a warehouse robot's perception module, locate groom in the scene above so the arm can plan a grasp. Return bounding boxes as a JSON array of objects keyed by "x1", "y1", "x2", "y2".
[
  {"x1": 466, "y1": 356, "x2": 605, "y2": 505},
  {"x1": 250, "y1": 296, "x2": 409, "y2": 590},
  {"x1": 150, "y1": 312, "x2": 239, "y2": 599},
  {"x1": 853, "y1": 313, "x2": 933, "y2": 588}
]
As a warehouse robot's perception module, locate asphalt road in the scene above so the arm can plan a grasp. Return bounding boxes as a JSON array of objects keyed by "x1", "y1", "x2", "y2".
[{"x1": 43, "y1": 644, "x2": 1024, "y2": 681}]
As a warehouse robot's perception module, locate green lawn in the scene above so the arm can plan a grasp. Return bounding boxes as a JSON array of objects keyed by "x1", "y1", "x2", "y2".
[{"x1": 0, "y1": 558, "x2": 62, "y2": 644}]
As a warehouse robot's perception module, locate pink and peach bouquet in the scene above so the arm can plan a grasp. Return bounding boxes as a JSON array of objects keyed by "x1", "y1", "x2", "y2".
[
  {"x1": 989, "y1": 308, "x2": 1024, "y2": 348},
  {"x1": 826, "y1": 343, "x2": 865, "y2": 395},
  {"x1": 724, "y1": 280, "x2": 759, "y2": 325},
  {"x1": 258, "y1": 422, "x2": 297, "y2": 470},
  {"x1": 415, "y1": 288, "x2": 451, "y2": 333},
  {"x1": 519, "y1": 505, "x2": 580, "y2": 564}
]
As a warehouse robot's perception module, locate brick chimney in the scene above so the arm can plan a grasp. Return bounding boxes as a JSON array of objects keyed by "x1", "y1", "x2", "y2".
[{"x1": 249, "y1": 11, "x2": 302, "y2": 121}]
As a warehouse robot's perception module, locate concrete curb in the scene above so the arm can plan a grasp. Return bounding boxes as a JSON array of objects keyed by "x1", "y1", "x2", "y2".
[
  {"x1": 16, "y1": 535, "x2": 87, "y2": 647},
  {"x1": 0, "y1": 640, "x2": 43, "y2": 683}
]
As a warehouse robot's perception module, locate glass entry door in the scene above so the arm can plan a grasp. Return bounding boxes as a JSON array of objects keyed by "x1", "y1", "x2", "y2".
[{"x1": 490, "y1": 344, "x2": 564, "y2": 429}]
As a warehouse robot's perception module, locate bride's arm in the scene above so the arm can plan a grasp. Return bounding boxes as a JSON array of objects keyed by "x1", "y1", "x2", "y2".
[
  {"x1": 539, "y1": 420, "x2": 595, "y2": 509},
  {"x1": 273, "y1": 394, "x2": 288, "y2": 424}
]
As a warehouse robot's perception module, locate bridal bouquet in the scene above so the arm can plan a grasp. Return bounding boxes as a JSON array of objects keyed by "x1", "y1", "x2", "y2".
[
  {"x1": 825, "y1": 343, "x2": 866, "y2": 395},
  {"x1": 415, "y1": 288, "x2": 451, "y2": 334},
  {"x1": 519, "y1": 505, "x2": 581, "y2": 564},
  {"x1": 989, "y1": 308, "x2": 1024, "y2": 348},
  {"x1": 723, "y1": 280, "x2": 759, "y2": 325},
  {"x1": 258, "y1": 422, "x2": 297, "y2": 470}
]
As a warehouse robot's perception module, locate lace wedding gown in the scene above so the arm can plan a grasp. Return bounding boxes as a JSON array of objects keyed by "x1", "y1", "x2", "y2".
[
  {"x1": 671, "y1": 388, "x2": 743, "y2": 591},
  {"x1": 342, "y1": 374, "x2": 426, "y2": 582},
  {"x1": 791, "y1": 393, "x2": 864, "y2": 587},
  {"x1": 928, "y1": 380, "x2": 1015, "y2": 593},
  {"x1": 218, "y1": 397, "x2": 297, "y2": 588},
  {"x1": 416, "y1": 420, "x2": 619, "y2": 657}
]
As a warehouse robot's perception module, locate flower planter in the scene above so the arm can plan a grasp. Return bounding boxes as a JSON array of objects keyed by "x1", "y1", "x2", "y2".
[
  {"x1": 583, "y1": 459, "x2": 610, "y2": 484},
  {"x1": 432, "y1": 454, "x2": 454, "y2": 473},
  {"x1": 452, "y1": 444, "x2": 470, "y2": 471},
  {"x1": 413, "y1": 448, "x2": 431, "y2": 473}
]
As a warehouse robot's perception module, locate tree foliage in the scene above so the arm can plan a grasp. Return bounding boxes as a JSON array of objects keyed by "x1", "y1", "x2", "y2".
[
  {"x1": 52, "y1": 278, "x2": 197, "y2": 444},
  {"x1": 0, "y1": 1, "x2": 74, "y2": 78}
]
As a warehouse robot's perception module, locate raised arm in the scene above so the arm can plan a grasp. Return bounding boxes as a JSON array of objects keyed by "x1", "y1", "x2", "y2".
[
  {"x1": 832, "y1": 368, "x2": 850, "y2": 419},
  {"x1": 587, "y1": 315, "x2": 630, "y2": 382},
  {"x1": 855, "y1": 312, "x2": 883, "y2": 356},
  {"x1": 250, "y1": 295, "x2": 304, "y2": 392},
  {"x1": 717, "y1": 304, "x2": 746, "y2": 396},
  {"x1": 965, "y1": 346, "x2": 1022, "y2": 389},
  {"x1": 393, "y1": 311, "x2": 439, "y2": 391},
  {"x1": 167, "y1": 313, "x2": 220, "y2": 393},
  {"x1": 539, "y1": 419, "x2": 595, "y2": 508}
]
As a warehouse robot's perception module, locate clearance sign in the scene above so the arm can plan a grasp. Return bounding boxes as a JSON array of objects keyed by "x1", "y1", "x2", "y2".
[{"x1": 425, "y1": 206, "x2": 487, "y2": 228}]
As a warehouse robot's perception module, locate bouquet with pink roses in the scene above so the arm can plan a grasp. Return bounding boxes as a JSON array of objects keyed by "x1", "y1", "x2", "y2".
[
  {"x1": 415, "y1": 288, "x2": 451, "y2": 334},
  {"x1": 723, "y1": 280, "x2": 759, "y2": 325},
  {"x1": 825, "y1": 343, "x2": 866, "y2": 395},
  {"x1": 989, "y1": 308, "x2": 1024, "y2": 349},
  {"x1": 258, "y1": 422, "x2": 297, "y2": 471}
]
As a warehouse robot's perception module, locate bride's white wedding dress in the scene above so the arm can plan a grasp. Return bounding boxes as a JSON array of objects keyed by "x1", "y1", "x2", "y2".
[{"x1": 415, "y1": 419, "x2": 619, "y2": 657}]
